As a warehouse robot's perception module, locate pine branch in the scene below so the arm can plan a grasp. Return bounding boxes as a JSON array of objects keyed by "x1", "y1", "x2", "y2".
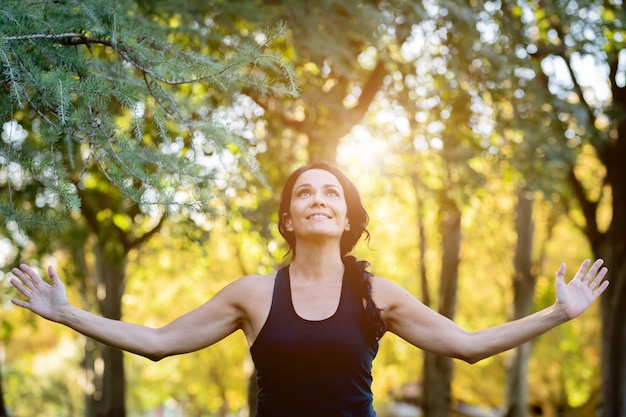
[
  {"x1": 0, "y1": 0, "x2": 298, "y2": 232},
  {"x1": 3, "y1": 32, "x2": 85, "y2": 41},
  {"x1": 0, "y1": 201, "x2": 67, "y2": 234}
]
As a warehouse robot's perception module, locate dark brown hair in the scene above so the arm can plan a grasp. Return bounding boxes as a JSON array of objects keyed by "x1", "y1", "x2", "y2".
[
  {"x1": 278, "y1": 162, "x2": 385, "y2": 339},
  {"x1": 278, "y1": 162, "x2": 370, "y2": 258}
]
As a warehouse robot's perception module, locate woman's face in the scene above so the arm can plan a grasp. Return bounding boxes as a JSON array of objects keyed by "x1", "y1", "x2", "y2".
[{"x1": 283, "y1": 168, "x2": 351, "y2": 241}]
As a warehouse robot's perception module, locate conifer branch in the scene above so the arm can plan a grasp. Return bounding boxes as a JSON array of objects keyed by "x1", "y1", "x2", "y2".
[
  {"x1": 1, "y1": 2, "x2": 298, "y2": 231},
  {"x1": 4, "y1": 31, "x2": 291, "y2": 90},
  {"x1": 3, "y1": 32, "x2": 85, "y2": 41}
]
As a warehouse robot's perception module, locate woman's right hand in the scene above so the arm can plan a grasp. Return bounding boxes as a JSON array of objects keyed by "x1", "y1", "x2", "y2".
[{"x1": 10, "y1": 264, "x2": 69, "y2": 323}]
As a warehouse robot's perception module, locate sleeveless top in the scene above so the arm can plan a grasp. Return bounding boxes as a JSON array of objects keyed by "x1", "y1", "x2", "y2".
[{"x1": 249, "y1": 265, "x2": 380, "y2": 417}]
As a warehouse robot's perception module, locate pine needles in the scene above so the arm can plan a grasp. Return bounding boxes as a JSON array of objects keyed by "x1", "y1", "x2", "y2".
[{"x1": 0, "y1": 0, "x2": 298, "y2": 232}]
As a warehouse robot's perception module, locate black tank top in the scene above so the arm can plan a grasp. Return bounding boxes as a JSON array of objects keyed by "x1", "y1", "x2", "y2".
[{"x1": 250, "y1": 265, "x2": 379, "y2": 417}]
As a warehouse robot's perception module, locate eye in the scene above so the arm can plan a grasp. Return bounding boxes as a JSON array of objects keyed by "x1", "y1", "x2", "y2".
[
  {"x1": 296, "y1": 189, "x2": 312, "y2": 198},
  {"x1": 324, "y1": 186, "x2": 342, "y2": 197}
]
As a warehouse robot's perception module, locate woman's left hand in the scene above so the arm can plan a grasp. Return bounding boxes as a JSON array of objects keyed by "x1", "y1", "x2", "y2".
[{"x1": 555, "y1": 258, "x2": 609, "y2": 319}]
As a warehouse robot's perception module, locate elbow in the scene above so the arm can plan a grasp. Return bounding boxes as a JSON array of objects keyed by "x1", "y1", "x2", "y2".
[
  {"x1": 459, "y1": 354, "x2": 484, "y2": 365},
  {"x1": 142, "y1": 344, "x2": 172, "y2": 362},
  {"x1": 134, "y1": 330, "x2": 171, "y2": 362},
  {"x1": 454, "y1": 338, "x2": 501, "y2": 364},
  {"x1": 146, "y1": 353, "x2": 167, "y2": 362},
  {"x1": 451, "y1": 348, "x2": 486, "y2": 364},
  {"x1": 134, "y1": 347, "x2": 168, "y2": 362},
  {"x1": 450, "y1": 349, "x2": 479, "y2": 364},
  {"x1": 143, "y1": 326, "x2": 184, "y2": 362},
  {"x1": 143, "y1": 342, "x2": 174, "y2": 362},
  {"x1": 451, "y1": 334, "x2": 487, "y2": 364}
]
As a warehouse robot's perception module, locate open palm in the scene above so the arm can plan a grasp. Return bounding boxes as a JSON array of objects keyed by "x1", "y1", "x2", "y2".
[
  {"x1": 555, "y1": 259, "x2": 609, "y2": 319},
  {"x1": 10, "y1": 264, "x2": 69, "y2": 323}
]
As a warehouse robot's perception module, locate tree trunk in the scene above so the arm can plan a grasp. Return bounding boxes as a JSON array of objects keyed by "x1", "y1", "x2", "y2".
[
  {"x1": 595, "y1": 199, "x2": 626, "y2": 417},
  {"x1": 599, "y1": 261, "x2": 626, "y2": 417},
  {"x1": 422, "y1": 202, "x2": 461, "y2": 417},
  {"x1": 0, "y1": 362, "x2": 8, "y2": 417},
  {"x1": 505, "y1": 193, "x2": 536, "y2": 417},
  {"x1": 91, "y1": 244, "x2": 127, "y2": 417},
  {"x1": 97, "y1": 345, "x2": 125, "y2": 417},
  {"x1": 412, "y1": 174, "x2": 431, "y2": 307},
  {"x1": 597, "y1": 83, "x2": 626, "y2": 417},
  {"x1": 422, "y1": 352, "x2": 453, "y2": 417},
  {"x1": 83, "y1": 338, "x2": 98, "y2": 417},
  {"x1": 599, "y1": 134, "x2": 626, "y2": 417}
]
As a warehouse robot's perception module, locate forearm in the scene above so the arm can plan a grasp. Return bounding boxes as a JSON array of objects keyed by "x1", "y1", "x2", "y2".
[
  {"x1": 59, "y1": 305, "x2": 165, "y2": 361},
  {"x1": 462, "y1": 303, "x2": 569, "y2": 363},
  {"x1": 10, "y1": 263, "x2": 240, "y2": 360}
]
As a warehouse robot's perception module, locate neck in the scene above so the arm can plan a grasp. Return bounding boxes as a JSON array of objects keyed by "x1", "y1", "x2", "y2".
[{"x1": 290, "y1": 239, "x2": 345, "y2": 281}]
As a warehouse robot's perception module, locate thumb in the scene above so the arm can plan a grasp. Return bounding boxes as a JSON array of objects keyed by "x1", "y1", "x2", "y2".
[
  {"x1": 556, "y1": 263, "x2": 566, "y2": 287},
  {"x1": 48, "y1": 265, "x2": 62, "y2": 286}
]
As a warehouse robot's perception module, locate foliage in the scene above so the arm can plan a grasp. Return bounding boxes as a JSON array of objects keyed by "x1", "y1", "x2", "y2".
[
  {"x1": 123, "y1": 223, "x2": 257, "y2": 415},
  {"x1": 1, "y1": 0, "x2": 618, "y2": 416},
  {"x1": 0, "y1": 0, "x2": 297, "y2": 233},
  {"x1": 1, "y1": 1, "x2": 298, "y2": 416}
]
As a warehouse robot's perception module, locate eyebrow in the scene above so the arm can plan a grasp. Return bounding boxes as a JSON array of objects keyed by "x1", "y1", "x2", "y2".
[{"x1": 294, "y1": 183, "x2": 342, "y2": 191}]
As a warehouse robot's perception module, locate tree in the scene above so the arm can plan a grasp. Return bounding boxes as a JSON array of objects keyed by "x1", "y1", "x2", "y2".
[
  {"x1": 492, "y1": 2, "x2": 625, "y2": 415},
  {"x1": 1, "y1": 1, "x2": 296, "y2": 416},
  {"x1": 401, "y1": 1, "x2": 623, "y2": 414},
  {"x1": 506, "y1": 193, "x2": 536, "y2": 417},
  {"x1": 0, "y1": 366, "x2": 6, "y2": 417},
  {"x1": 0, "y1": 0, "x2": 295, "y2": 228}
]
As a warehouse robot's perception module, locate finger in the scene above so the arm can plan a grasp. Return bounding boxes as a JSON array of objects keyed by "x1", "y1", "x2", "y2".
[
  {"x1": 11, "y1": 267, "x2": 37, "y2": 292},
  {"x1": 583, "y1": 259, "x2": 604, "y2": 284},
  {"x1": 556, "y1": 263, "x2": 566, "y2": 285},
  {"x1": 48, "y1": 265, "x2": 61, "y2": 286},
  {"x1": 11, "y1": 298, "x2": 30, "y2": 309},
  {"x1": 594, "y1": 278, "x2": 610, "y2": 296},
  {"x1": 10, "y1": 277, "x2": 32, "y2": 297},
  {"x1": 588, "y1": 265, "x2": 608, "y2": 289},
  {"x1": 574, "y1": 259, "x2": 592, "y2": 282},
  {"x1": 47, "y1": 265, "x2": 65, "y2": 290},
  {"x1": 19, "y1": 264, "x2": 46, "y2": 286}
]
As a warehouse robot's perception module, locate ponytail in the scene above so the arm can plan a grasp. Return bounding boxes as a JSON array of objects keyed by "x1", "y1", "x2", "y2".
[{"x1": 343, "y1": 255, "x2": 386, "y2": 340}]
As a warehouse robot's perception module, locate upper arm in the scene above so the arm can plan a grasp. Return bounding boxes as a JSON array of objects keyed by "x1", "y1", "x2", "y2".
[
  {"x1": 154, "y1": 275, "x2": 261, "y2": 359},
  {"x1": 372, "y1": 277, "x2": 472, "y2": 361}
]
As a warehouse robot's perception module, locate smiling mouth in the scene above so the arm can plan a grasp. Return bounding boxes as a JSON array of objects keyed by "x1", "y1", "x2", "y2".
[{"x1": 307, "y1": 214, "x2": 331, "y2": 219}]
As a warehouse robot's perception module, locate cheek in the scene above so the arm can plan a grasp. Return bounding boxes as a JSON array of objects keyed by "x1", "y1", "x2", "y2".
[{"x1": 289, "y1": 199, "x2": 307, "y2": 216}]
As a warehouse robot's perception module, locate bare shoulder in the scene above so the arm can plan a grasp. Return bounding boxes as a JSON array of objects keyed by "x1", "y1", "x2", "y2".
[
  {"x1": 369, "y1": 275, "x2": 431, "y2": 329},
  {"x1": 370, "y1": 275, "x2": 413, "y2": 309},
  {"x1": 222, "y1": 271, "x2": 277, "y2": 343},
  {"x1": 236, "y1": 271, "x2": 276, "y2": 294},
  {"x1": 221, "y1": 271, "x2": 276, "y2": 307}
]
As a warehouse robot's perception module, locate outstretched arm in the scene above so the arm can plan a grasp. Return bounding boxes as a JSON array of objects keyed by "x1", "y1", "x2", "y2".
[
  {"x1": 10, "y1": 264, "x2": 247, "y2": 361},
  {"x1": 376, "y1": 258, "x2": 609, "y2": 364}
]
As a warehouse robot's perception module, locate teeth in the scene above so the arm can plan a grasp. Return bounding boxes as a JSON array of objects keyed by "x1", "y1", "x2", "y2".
[{"x1": 309, "y1": 214, "x2": 329, "y2": 219}]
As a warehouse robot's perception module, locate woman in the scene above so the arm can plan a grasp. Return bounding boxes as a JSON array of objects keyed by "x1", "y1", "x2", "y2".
[{"x1": 9, "y1": 162, "x2": 609, "y2": 417}]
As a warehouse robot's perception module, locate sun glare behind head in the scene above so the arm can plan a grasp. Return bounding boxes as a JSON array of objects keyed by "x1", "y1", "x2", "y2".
[{"x1": 337, "y1": 125, "x2": 389, "y2": 176}]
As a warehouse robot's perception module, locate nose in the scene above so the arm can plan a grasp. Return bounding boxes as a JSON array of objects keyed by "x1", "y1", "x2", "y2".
[{"x1": 311, "y1": 190, "x2": 327, "y2": 206}]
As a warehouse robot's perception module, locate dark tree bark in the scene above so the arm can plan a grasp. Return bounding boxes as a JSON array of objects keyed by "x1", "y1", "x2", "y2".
[
  {"x1": 422, "y1": 201, "x2": 461, "y2": 417},
  {"x1": 94, "y1": 255, "x2": 127, "y2": 417},
  {"x1": 523, "y1": 14, "x2": 626, "y2": 416},
  {"x1": 563, "y1": 52, "x2": 626, "y2": 417},
  {"x1": 76, "y1": 187, "x2": 164, "y2": 417},
  {"x1": 596, "y1": 86, "x2": 626, "y2": 417},
  {"x1": 505, "y1": 193, "x2": 536, "y2": 417},
  {"x1": 0, "y1": 363, "x2": 9, "y2": 417}
]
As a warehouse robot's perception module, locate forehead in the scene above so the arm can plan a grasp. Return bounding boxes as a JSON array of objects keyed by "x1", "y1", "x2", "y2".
[{"x1": 293, "y1": 169, "x2": 343, "y2": 189}]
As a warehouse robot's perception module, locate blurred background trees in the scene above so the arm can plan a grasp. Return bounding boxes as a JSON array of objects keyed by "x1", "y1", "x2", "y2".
[{"x1": 1, "y1": 1, "x2": 623, "y2": 417}]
